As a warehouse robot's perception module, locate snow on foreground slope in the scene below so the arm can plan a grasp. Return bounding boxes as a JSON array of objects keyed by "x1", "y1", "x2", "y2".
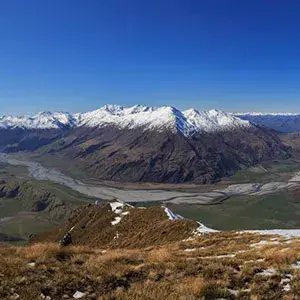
[
  {"x1": 0, "y1": 104, "x2": 251, "y2": 136},
  {"x1": 110, "y1": 202, "x2": 300, "y2": 239}
]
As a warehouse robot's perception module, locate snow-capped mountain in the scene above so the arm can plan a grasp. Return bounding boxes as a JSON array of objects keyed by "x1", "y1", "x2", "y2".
[
  {"x1": 0, "y1": 112, "x2": 77, "y2": 130},
  {"x1": 183, "y1": 108, "x2": 250, "y2": 134},
  {"x1": 0, "y1": 105, "x2": 251, "y2": 136},
  {"x1": 79, "y1": 105, "x2": 251, "y2": 136}
]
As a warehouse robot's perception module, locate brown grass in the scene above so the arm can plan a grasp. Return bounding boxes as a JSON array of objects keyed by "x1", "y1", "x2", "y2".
[
  {"x1": 2, "y1": 232, "x2": 300, "y2": 299},
  {"x1": 32, "y1": 204, "x2": 199, "y2": 249}
]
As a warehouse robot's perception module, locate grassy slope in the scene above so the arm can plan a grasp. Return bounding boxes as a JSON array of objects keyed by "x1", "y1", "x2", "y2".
[
  {"x1": 32, "y1": 204, "x2": 198, "y2": 249},
  {"x1": 2, "y1": 232, "x2": 300, "y2": 299},
  {"x1": 0, "y1": 176, "x2": 95, "y2": 243}
]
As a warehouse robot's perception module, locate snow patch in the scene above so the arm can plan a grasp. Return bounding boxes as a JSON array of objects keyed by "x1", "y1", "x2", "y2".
[
  {"x1": 204, "y1": 254, "x2": 236, "y2": 259},
  {"x1": 121, "y1": 211, "x2": 130, "y2": 216},
  {"x1": 282, "y1": 284, "x2": 291, "y2": 292},
  {"x1": 110, "y1": 202, "x2": 124, "y2": 214},
  {"x1": 110, "y1": 201, "x2": 130, "y2": 226},
  {"x1": 244, "y1": 229, "x2": 300, "y2": 238},
  {"x1": 227, "y1": 289, "x2": 239, "y2": 296},
  {"x1": 193, "y1": 222, "x2": 219, "y2": 235},
  {"x1": 292, "y1": 261, "x2": 300, "y2": 269},
  {"x1": 73, "y1": 291, "x2": 86, "y2": 299},
  {"x1": 250, "y1": 240, "x2": 280, "y2": 247},
  {"x1": 163, "y1": 207, "x2": 180, "y2": 220},
  {"x1": 256, "y1": 268, "x2": 277, "y2": 276},
  {"x1": 27, "y1": 262, "x2": 36, "y2": 267},
  {"x1": 114, "y1": 232, "x2": 119, "y2": 240},
  {"x1": 111, "y1": 216, "x2": 122, "y2": 226}
]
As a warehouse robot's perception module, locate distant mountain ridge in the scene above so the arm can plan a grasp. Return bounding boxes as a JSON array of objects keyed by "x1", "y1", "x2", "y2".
[
  {"x1": 0, "y1": 105, "x2": 251, "y2": 137},
  {"x1": 234, "y1": 112, "x2": 300, "y2": 116},
  {"x1": 234, "y1": 112, "x2": 300, "y2": 133}
]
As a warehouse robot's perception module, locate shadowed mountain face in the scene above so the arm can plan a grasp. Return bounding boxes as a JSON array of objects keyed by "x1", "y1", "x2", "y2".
[
  {"x1": 0, "y1": 123, "x2": 291, "y2": 184},
  {"x1": 28, "y1": 125, "x2": 289, "y2": 184},
  {"x1": 0, "y1": 128, "x2": 68, "y2": 152}
]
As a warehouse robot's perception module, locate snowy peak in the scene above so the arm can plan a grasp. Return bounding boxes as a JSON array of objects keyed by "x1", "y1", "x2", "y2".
[
  {"x1": 0, "y1": 105, "x2": 252, "y2": 136},
  {"x1": 182, "y1": 108, "x2": 251, "y2": 134},
  {"x1": 79, "y1": 105, "x2": 251, "y2": 136},
  {"x1": 79, "y1": 105, "x2": 185, "y2": 133},
  {"x1": 0, "y1": 112, "x2": 76, "y2": 130}
]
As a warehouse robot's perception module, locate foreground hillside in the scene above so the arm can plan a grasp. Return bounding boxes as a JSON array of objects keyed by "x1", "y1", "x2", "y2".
[
  {"x1": 2, "y1": 232, "x2": 300, "y2": 299},
  {"x1": 32, "y1": 204, "x2": 200, "y2": 248}
]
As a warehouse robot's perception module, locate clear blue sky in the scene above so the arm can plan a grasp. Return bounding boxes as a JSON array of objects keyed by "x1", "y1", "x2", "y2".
[{"x1": 1, "y1": 0, "x2": 300, "y2": 115}]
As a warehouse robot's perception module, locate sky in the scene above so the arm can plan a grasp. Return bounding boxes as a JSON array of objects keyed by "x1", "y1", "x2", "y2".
[{"x1": 1, "y1": 0, "x2": 300, "y2": 115}]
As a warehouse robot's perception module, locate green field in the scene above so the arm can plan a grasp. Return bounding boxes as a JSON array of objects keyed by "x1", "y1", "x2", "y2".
[{"x1": 169, "y1": 188, "x2": 300, "y2": 230}]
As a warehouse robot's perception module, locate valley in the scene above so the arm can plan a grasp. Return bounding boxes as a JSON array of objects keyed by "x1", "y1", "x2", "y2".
[
  {"x1": 2, "y1": 151, "x2": 300, "y2": 242},
  {"x1": 2, "y1": 105, "x2": 300, "y2": 244},
  {"x1": 0, "y1": 161, "x2": 96, "y2": 244}
]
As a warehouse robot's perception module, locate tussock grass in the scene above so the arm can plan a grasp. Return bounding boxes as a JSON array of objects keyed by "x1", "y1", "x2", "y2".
[{"x1": 2, "y1": 232, "x2": 300, "y2": 299}]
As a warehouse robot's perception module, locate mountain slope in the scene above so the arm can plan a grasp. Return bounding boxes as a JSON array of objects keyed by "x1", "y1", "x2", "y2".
[
  {"x1": 0, "y1": 178, "x2": 94, "y2": 243},
  {"x1": 40, "y1": 125, "x2": 289, "y2": 183},
  {"x1": 32, "y1": 203, "x2": 199, "y2": 248}
]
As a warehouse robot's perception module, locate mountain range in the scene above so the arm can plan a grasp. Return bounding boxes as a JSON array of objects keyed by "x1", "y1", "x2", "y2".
[
  {"x1": 0, "y1": 105, "x2": 294, "y2": 183},
  {"x1": 2, "y1": 106, "x2": 300, "y2": 134},
  {"x1": 235, "y1": 112, "x2": 300, "y2": 133},
  {"x1": 0, "y1": 105, "x2": 251, "y2": 135}
]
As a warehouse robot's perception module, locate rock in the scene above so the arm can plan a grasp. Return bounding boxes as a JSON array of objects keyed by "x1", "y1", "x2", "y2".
[
  {"x1": 73, "y1": 291, "x2": 86, "y2": 299},
  {"x1": 59, "y1": 232, "x2": 72, "y2": 247},
  {"x1": 27, "y1": 262, "x2": 36, "y2": 267},
  {"x1": 10, "y1": 293, "x2": 20, "y2": 300},
  {"x1": 88, "y1": 293, "x2": 97, "y2": 299},
  {"x1": 86, "y1": 285, "x2": 93, "y2": 292},
  {"x1": 62, "y1": 295, "x2": 70, "y2": 299},
  {"x1": 17, "y1": 276, "x2": 27, "y2": 284}
]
